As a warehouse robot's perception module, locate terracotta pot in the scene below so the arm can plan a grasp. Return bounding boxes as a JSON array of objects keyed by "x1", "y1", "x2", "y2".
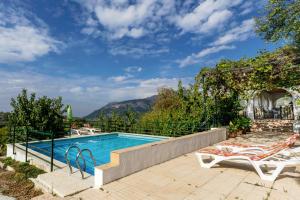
[
  {"x1": 228, "y1": 132, "x2": 238, "y2": 138},
  {"x1": 242, "y1": 129, "x2": 249, "y2": 134},
  {"x1": 237, "y1": 130, "x2": 243, "y2": 136}
]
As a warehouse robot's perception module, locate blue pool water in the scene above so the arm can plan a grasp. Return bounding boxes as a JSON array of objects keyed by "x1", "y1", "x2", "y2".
[{"x1": 27, "y1": 133, "x2": 165, "y2": 175}]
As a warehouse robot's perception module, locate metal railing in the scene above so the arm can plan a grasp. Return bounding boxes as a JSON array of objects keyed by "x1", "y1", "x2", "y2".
[
  {"x1": 75, "y1": 149, "x2": 96, "y2": 179},
  {"x1": 10, "y1": 126, "x2": 55, "y2": 172},
  {"x1": 88, "y1": 120, "x2": 210, "y2": 137},
  {"x1": 65, "y1": 144, "x2": 84, "y2": 174}
]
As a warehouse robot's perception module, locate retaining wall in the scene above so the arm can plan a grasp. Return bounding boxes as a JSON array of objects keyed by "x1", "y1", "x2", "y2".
[{"x1": 94, "y1": 128, "x2": 226, "y2": 187}]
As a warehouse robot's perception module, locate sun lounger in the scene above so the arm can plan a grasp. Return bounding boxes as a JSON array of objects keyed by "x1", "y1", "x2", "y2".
[
  {"x1": 216, "y1": 133, "x2": 299, "y2": 153},
  {"x1": 71, "y1": 128, "x2": 101, "y2": 135},
  {"x1": 80, "y1": 127, "x2": 101, "y2": 134},
  {"x1": 195, "y1": 142, "x2": 300, "y2": 181}
]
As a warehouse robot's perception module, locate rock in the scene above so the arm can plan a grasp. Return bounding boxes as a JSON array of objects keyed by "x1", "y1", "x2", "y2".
[{"x1": 0, "y1": 194, "x2": 16, "y2": 200}]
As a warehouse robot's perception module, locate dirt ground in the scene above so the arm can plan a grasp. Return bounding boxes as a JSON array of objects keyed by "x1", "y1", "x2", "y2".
[{"x1": 0, "y1": 168, "x2": 42, "y2": 200}]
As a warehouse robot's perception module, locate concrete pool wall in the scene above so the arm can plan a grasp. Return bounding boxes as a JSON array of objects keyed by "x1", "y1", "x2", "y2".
[
  {"x1": 94, "y1": 128, "x2": 226, "y2": 187},
  {"x1": 6, "y1": 143, "x2": 66, "y2": 172}
]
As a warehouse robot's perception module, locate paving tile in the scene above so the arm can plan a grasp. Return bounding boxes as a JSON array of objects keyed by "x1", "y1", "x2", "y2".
[
  {"x1": 108, "y1": 186, "x2": 151, "y2": 200},
  {"x1": 180, "y1": 168, "x2": 222, "y2": 187},
  {"x1": 125, "y1": 176, "x2": 174, "y2": 194},
  {"x1": 153, "y1": 182, "x2": 194, "y2": 200},
  {"x1": 242, "y1": 186, "x2": 271, "y2": 200},
  {"x1": 272, "y1": 176, "x2": 300, "y2": 200},
  {"x1": 200, "y1": 170, "x2": 246, "y2": 196},
  {"x1": 73, "y1": 188, "x2": 110, "y2": 200},
  {"x1": 225, "y1": 182, "x2": 260, "y2": 200},
  {"x1": 127, "y1": 170, "x2": 168, "y2": 184},
  {"x1": 242, "y1": 172, "x2": 274, "y2": 189},
  {"x1": 269, "y1": 190, "x2": 296, "y2": 200},
  {"x1": 102, "y1": 180, "x2": 131, "y2": 192},
  {"x1": 184, "y1": 189, "x2": 226, "y2": 200}
]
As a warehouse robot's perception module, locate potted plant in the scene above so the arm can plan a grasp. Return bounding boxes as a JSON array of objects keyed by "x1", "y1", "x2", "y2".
[
  {"x1": 236, "y1": 116, "x2": 251, "y2": 134},
  {"x1": 228, "y1": 117, "x2": 251, "y2": 138},
  {"x1": 228, "y1": 121, "x2": 239, "y2": 138}
]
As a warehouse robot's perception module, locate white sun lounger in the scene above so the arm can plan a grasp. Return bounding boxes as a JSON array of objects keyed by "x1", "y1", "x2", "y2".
[
  {"x1": 216, "y1": 133, "x2": 299, "y2": 153},
  {"x1": 71, "y1": 128, "x2": 101, "y2": 135},
  {"x1": 195, "y1": 144, "x2": 300, "y2": 181}
]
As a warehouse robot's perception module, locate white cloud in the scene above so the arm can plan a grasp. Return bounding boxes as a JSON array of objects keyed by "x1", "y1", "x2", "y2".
[
  {"x1": 72, "y1": 0, "x2": 257, "y2": 65},
  {"x1": 213, "y1": 19, "x2": 255, "y2": 46},
  {"x1": 77, "y1": 0, "x2": 174, "y2": 39},
  {"x1": 0, "y1": 4, "x2": 62, "y2": 63},
  {"x1": 178, "y1": 45, "x2": 235, "y2": 68},
  {"x1": 124, "y1": 66, "x2": 143, "y2": 73},
  {"x1": 76, "y1": 0, "x2": 250, "y2": 39},
  {"x1": 109, "y1": 44, "x2": 169, "y2": 57},
  {"x1": 139, "y1": 78, "x2": 182, "y2": 88},
  {"x1": 178, "y1": 18, "x2": 255, "y2": 68},
  {"x1": 69, "y1": 86, "x2": 84, "y2": 94},
  {"x1": 0, "y1": 68, "x2": 191, "y2": 116},
  {"x1": 109, "y1": 75, "x2": 131, "y2": 83},
  {"x1": 174, "y1": 0, "x2": 242, "y2": 34},
  {"x1": 199, "y1": 10, "x2": 232, "y2": 33}
]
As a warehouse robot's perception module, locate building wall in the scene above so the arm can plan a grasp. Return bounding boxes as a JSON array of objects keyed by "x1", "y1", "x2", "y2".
[{"x1": 245, "y1": 88, "x2": 300, "y2": 120}]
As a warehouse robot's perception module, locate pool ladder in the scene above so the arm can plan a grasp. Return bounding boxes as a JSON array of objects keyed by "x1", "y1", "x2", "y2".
[{"x1": 64, "y1": 144, "x2": 96, "y2": 179}]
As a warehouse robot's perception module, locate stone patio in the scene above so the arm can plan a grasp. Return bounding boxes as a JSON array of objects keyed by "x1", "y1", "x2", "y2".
[{"x1": 33, "y1": 132, "x2": 300, "y2": 200}]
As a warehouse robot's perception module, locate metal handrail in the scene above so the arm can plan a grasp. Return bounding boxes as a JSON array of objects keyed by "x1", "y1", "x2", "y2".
[
  {"x1": 64, "y1": 144, "x2": 85, "y2": 174},
  {"x1": 75, "y1": 149, "x2": 96, "y2": 179}
]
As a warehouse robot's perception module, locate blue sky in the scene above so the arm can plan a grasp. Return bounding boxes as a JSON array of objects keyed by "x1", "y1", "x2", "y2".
[{"x1": 0, "y1": 0, "x2": 279, "y2": 116}]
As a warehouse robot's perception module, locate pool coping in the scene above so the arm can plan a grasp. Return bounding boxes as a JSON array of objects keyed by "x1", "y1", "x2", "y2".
[{"x1": 26, "y1": 132, "x2": 170, "y2": 144}]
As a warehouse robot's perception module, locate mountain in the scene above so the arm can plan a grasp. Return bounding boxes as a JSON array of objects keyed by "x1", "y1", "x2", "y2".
[{"x1": 84, "y1": 95, "x2": 157, "y2": 119}]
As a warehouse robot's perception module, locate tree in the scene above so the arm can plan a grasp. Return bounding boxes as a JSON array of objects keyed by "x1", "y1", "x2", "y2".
[
  {"x1": 10, "y1": 89, "x2": 66, "y2": 132},
  {"x1": 10, "y1": 89, "x2": 36, "y2": 127},
  {"x1": 152, "y1": 88, "x2": 182, "y2": 111},
  {"x1": 256, "y1": 0, "x2": 300, "y2": 46},
  {"x1": 0, "y1": 112, "x2": 10, "y2": 127},
  {"x1": 34, "y1": 96, "x2": 65, "y2": 132}
]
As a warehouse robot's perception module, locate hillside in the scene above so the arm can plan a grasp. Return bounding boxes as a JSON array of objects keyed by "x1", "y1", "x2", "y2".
[{"x1": 85, "y1": 95, "x2": 157, "y2": 119}]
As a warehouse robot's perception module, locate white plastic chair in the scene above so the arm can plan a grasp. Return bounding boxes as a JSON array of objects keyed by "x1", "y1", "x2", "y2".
[
  {"x1": 216, "y1": 133, "x2": 299, "y2": 153},
  {"x1": 195, "y1": 145, "x2": 300, "y2": 181}
]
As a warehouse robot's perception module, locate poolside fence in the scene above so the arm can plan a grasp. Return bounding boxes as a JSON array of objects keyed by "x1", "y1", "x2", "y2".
[
  {"x1": 7, "y1": 118, "x2": 211, "y2": 172},
  {"x1": 88, "y1": 120, "x2": 210, "y2": 137},
  {"x1": 9, "y1": 126, "x2": 55, "y2": 172}
]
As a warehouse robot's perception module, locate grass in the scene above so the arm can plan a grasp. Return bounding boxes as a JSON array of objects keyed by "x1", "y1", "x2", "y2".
[{"x1": 0, "y1": 157, "x2": 45, "y2": 200}]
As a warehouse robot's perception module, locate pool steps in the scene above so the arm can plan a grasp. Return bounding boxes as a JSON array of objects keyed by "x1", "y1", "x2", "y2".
[{"x1": 32, "y1": 166, "x2": 94, "y2": 197}]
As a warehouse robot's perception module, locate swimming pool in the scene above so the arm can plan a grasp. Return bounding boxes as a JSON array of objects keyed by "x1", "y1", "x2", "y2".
[{"x1": 27, "y1": 133, "x2": 166, "y2": 175}]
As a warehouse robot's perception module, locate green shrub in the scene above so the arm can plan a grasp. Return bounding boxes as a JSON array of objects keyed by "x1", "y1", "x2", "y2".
[
  {"x1": 15, "y1": 162, "x2": 44, "y2": 179},
  {"x1": 1, "y1": 157, "x2": 45, "y2": 179},
  {"x1": 2, "y1": 157, "x2": 14, "y2": 168},
  {"x1": 0, "y1": 126, "x2": 8, "y2": 156},
  {"x1": 13, "y1": 172, "x2": 27, "y2": 182}
]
